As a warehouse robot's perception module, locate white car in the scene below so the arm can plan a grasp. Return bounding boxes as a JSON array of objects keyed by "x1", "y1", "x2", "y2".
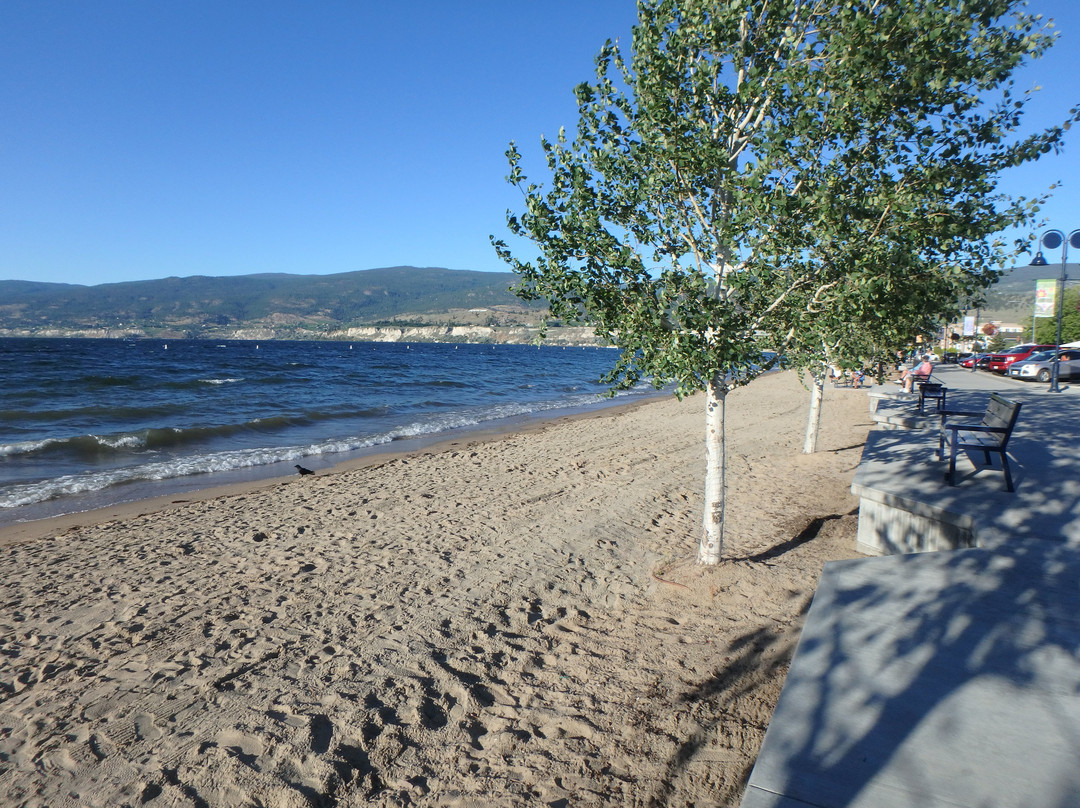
[
  {"x1": 1015, "y1": 349, "x2": 1080, "y2": 382},
  {"x1": 1009, "y1": 350, "x2": 1057, "y2": 379}
]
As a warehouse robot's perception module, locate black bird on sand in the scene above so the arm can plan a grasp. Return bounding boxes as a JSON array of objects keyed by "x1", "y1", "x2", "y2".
[{"x1": 295, "y1": 465, "x2": 314, "y2": 476}]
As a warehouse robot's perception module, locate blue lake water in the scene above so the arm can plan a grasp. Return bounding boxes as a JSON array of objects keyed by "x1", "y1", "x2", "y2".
[{"x1": 0, "y1": 338, "x2": 653, "y2": 526}]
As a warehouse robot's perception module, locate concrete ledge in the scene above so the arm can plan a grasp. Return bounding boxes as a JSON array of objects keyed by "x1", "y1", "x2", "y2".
[
  {"x1": 867, "y1": 389, "x2": 916, "y2": 415},
  {"x1": 867, "y1": 389, "x2": 942, "y2": 430},
  {"x1": 869, "y1": 411, "x2": 936, "y2": 431},
  {"x1": 855, "y1": 496, "x2": 974, "y2": 555},
  {"x1": 851, "y1": 429, "x2": 996, "y2": 555},
  {"x1": 852, "y1": 436, "x2": 975, "y2": 554}
]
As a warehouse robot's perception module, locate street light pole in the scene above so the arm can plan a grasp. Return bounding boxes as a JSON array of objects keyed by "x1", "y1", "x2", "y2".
[
  {"x1": 971, "y1": 308, "x2": 980, "y2": 373},
  {"x1": 1030, "y1": 229, "x2": 1080, "y2": 393}
]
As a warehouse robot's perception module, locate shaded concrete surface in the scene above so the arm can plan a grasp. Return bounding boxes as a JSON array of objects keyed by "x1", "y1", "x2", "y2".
[
  {"x1": 740, "y1": 367, "x2": 1080, "y2": 807},
  {"x1": 852, "y1": 365, "x2": 1080, "y2": 549},
  {"x1": 741, "y1": 542, "x2": 1080, "y2": 808}
]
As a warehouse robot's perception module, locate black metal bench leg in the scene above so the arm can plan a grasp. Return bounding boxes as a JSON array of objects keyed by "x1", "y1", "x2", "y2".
[
  {"x1": 1001, "y1": 453, "x2": 1015, "y2": 492},
  {"x1": 983, "y1": 450, "x2": 992, "y2": 466},
  {"x1": 948, "y1": 438, "x2": 958, "y2": 485}
]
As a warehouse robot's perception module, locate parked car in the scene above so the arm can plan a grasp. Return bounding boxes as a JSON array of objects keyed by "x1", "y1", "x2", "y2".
[
  {"x1": 1014, "y1": 349, "x2": 1080, "y2": 382},
  {"x1": 986, "y1": 343, "x2": 1057, "y2": 374},
  {"x1": 959, "y1": 352, "x2": 989, "y2": 368},
  {"x1": 1008, "y1": 350, "x2": 1057, "y2": 379}
]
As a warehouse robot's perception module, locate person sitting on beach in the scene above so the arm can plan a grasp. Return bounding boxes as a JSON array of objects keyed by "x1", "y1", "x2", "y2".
[
  {"x1": 851, "y1": 369, "x2": 867, "y2": 389},
  {"x1": 901, "y1": 355, "x2": 934, "y2": 392}
]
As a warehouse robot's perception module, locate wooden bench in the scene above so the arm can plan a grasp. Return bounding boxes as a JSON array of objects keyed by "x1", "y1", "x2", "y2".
[
  {"x1": 937, "y1": 393, "x2": 1022, "y2": 492},
  {"x1": 888, "y1": 370, "x2": 947, "y2": 414},
  {"x1": 917, "y1": 379, "x2": 947, "y2": 414}
]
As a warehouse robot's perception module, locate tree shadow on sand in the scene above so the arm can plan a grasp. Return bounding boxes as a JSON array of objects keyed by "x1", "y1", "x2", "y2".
[
  {"x1": 733, "y1": 509, "x2": 860, "y2": 564},
  {"x1": 645, "y1": 514, "x2": 858, "y2": 807},
  {"x1": 645, "y1": 609, "x2": 811, "y2": 807}
]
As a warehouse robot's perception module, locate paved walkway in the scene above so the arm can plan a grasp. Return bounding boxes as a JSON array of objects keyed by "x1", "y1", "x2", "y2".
[
  {"x1": 853, "y1": 364, "x2": 1080, "y2": 550},
  {"x1": 741, "y1": 365, "x2": 1080, "y2": 808},
  {"x1": 741, "y1": 540, "x2": 1080, "y2": 808}
]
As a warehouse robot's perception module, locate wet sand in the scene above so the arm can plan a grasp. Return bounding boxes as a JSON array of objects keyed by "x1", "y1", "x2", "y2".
[{"x1": 0, "y1": 370, "x2": 872, "y2": 807}]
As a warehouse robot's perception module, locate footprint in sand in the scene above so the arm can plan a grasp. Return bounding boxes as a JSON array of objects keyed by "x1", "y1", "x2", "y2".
[
  {"x1": 309, "y1": 713, "x2": 333, "y2": 754},
  {"x1": 418, "y1": 694, "x2": 449, "y2": 730},
  {"x1": 215, "y1": 730, "x2": 265, "y2": 769},
  {"x1": 88, "y1": 731, "x2": 117, "y2": 761},
  {"x1": 133, "y1": 713, "x2": 164, "y2": 742}
]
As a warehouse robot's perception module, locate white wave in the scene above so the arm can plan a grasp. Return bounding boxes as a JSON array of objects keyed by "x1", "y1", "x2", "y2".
[
  {"x1": 199, "y1": 378, "x2": 243, "y2": 385},
  {"x1": 0, "y1": 387, "x2": 654, "y2": 511},
  {"x1": 92, "y1": 433, "x2": 146, "y2": 450},
  {"x1": 0, "y1": 438, "x2": 60, "y2": 457}
]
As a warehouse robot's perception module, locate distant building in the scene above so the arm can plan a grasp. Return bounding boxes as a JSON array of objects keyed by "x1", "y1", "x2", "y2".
[{"x1": 942, "y1": 319, "x2": 1026, "y2": 353}]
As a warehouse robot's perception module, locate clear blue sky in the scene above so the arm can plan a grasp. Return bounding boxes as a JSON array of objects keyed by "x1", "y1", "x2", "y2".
[{"x1": 1, "y1": 1, "x2": 1077, "y2": 287}]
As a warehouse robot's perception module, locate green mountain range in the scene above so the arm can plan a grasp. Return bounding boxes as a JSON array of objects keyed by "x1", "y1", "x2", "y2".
[
  {"x1": 1, "y1": 262, "x2": 1065, "y2": 342},
  {"x1": 0, "y1": 266, "x2": 550, "y2": 340}
]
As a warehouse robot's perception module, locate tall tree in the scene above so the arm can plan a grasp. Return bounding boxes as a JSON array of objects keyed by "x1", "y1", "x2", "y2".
[
  {"x1": 493, "y1": 0, "x2": 1071, "y2": 563},
  {"x1": 749, "y1": 0, "x2": 1073, "y2": 451}
]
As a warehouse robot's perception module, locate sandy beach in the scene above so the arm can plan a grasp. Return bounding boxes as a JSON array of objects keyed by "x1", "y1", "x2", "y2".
[{"x1": 0, "y1": 370, "x2": 871, "y2": 807}]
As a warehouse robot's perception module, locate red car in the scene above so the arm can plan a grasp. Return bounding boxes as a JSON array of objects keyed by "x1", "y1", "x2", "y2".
[{"x1": 986, "y1": 343, "x2": 1057, "y2": 374}]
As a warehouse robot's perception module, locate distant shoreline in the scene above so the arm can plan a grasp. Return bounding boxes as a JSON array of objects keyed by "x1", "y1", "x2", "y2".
[
  {"x1": 0, "y1": 392, "x2": 661, "y2": 547},
  {"x1": 0, "y1": 327, "x2": 611, "y2": 347}
]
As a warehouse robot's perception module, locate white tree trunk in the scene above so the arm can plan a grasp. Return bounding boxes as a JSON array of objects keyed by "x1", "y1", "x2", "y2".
[
  {"x1": 802, "y1": 373, "x2": 825, "y2": 454},
  {"x1": 699, "y1": 375, "x2": 727, "y2": 564}
]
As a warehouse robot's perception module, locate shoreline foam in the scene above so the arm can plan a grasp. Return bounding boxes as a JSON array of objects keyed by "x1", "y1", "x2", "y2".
[
  {"x1": 0, "y1": 392, "x2": 666, "y2": 540},
  {"x1": 0, "y1": 338, "x2": 641, "y2": 528}
]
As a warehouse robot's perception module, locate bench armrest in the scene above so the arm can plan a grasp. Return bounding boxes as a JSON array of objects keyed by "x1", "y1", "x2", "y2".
[{"x1": 944, "y1": 423, "x2": 1007, "y2": 434}]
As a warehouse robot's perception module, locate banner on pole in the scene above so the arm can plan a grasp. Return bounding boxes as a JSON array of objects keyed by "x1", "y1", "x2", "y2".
[
  {"x1": 963, "y1": 315, "x2": 976, "y2": 336},
  {"x1": 1035, "y1": 279, "x2": 1057, "y2": 318}
]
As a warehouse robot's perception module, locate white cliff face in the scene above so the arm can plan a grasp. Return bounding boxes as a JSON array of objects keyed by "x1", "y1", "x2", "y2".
[
  {"x1": 329, "y1": 324, "x2": 603, "y2": 346},
  {"x1": 448, "y1": 326, "x2": 496, "y2": 339},
  {"x1": 229, "y1": 328, "x2": 278, "y2": 340},
  {"x1": 339, "y1": 326, "x2": 500, "y2": 342},
  {"x1": 1, "y1": 327, "x2": 147, "y2": 339},
  {"x1": 334, "y1": 325, "x2": 495, "y2": 341}
]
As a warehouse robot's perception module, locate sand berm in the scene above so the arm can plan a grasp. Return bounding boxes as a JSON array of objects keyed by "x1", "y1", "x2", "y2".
[{"x1": 0, "y1": 370, "x2": 871, "y2": 807}]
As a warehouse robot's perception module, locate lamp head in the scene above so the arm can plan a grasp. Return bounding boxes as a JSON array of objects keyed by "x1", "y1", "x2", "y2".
[
  {"x1": 1042, "y1": 231, "x2": 1064, "y2": 250},
  {"x1": 1031, "y1": 251, "x2": 1049, "y2": 267}
]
